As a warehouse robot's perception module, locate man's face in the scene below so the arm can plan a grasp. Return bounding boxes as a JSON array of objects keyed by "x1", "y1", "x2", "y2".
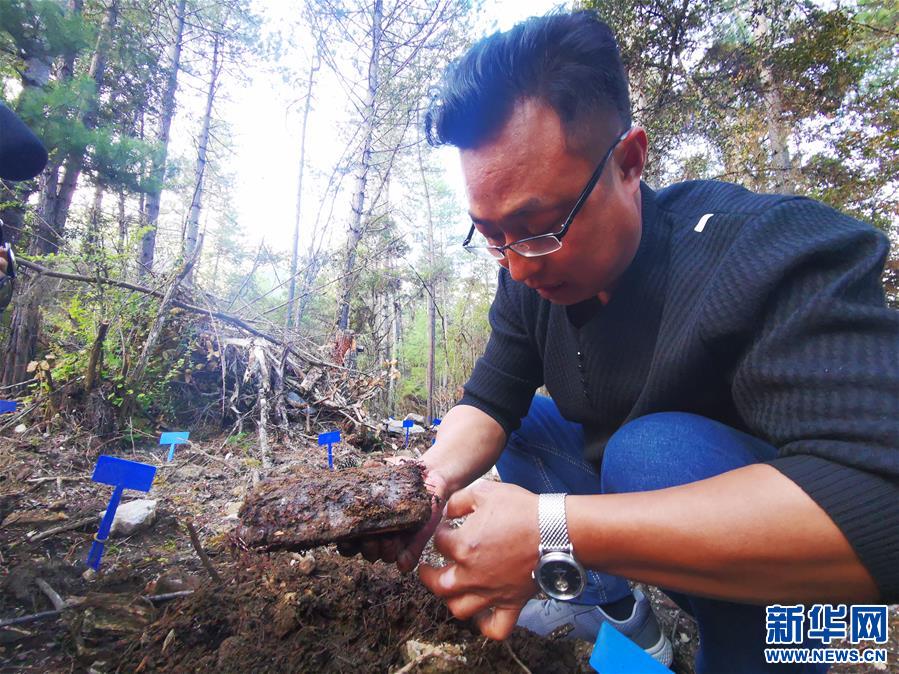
[{"x1": 460, "y1": 99, "x2": 646, "y2": 305}]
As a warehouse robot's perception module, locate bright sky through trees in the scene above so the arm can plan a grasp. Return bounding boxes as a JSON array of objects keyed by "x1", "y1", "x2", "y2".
[{"x1": 164, "y1": 0, "x2": 561, "y2": 257}]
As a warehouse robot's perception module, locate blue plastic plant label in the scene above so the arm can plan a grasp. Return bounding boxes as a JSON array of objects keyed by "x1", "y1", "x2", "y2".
[
  {"x1": 92, "y1": 455, "x2": 157, "y2": 491},
  {"x1": 590, "y1": 623, "x2": 671, "y2": 673},
  {"x1": 159, "y1": 431, "x2": 189, "y2": 446},
  {"x1": 318, "y1": 430, "x2": 340, "y2": 445}
]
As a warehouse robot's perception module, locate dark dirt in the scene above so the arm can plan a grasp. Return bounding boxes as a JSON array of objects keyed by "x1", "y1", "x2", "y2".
[
  {"x1": 117, "y1": 550, "x2": 592, "y2": 673},
  {"x1": 237, "y1": 462, "x2": 431, "y2": 552},
  {"x1": 1, "y1": 431, "x2": 896, "y2": 673}
]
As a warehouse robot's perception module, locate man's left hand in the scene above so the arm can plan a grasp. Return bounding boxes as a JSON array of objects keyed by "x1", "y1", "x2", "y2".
[{"x1": 418, "y1": 480, "x2": 540, "y2": 640}]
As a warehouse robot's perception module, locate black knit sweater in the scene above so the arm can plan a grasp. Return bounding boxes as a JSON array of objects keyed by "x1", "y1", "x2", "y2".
[{"x1": 459, "y1": 180, "x2": 899, "y2": 601}]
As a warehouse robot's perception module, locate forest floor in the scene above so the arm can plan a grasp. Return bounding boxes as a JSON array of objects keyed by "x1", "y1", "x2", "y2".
[{"x1": 0, "y1": 429, "x2": 895, "y2": 673}]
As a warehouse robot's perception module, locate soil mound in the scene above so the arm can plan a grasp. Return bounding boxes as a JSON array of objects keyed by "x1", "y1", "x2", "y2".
[{"x1": 118, "y1": 551, "x2": 590, "y2": 673}]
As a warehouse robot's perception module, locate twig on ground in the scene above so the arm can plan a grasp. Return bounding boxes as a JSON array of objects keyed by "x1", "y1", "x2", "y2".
[
  {"x1": 0, "y1": 591, "x2": 193, "y2": 629},
  {"x1": 27, "y1": 515, "x2": 97, "y2": 543},
  {"x1": 0, "y1": 607, "x2": 70, "y2": 629},
  {"x1": 391, "y1": 646, "x2": 439, "y2": 674},
  {"x1": 185, "y1": 445, "x2": 241, "y2": 473},
  {"x1": 184, "y1": 519, "x2": 223, "y2": 585},
  {"x1": 145, "y1": 590, "x2": 195, "y2": 603},
  {"x1": 34, "y1": 578, "x2": 66, "y2": 611},
  {"x1": 504, "y1": 641, "x2": 533, "y2": 674}
]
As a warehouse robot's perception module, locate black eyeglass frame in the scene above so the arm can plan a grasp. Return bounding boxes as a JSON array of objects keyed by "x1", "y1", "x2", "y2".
[{"x1": 462, "y1": 128, "x2": 632, "y2": 260}]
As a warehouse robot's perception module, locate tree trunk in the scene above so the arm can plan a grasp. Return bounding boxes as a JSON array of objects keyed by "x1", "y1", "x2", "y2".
[
  {"x1": 84, "y1": 321, "x2": 110, "y2": 393},
  {"x1": 417, "y1": 139, "x2": 436, "y2": 423},
  {"x1": 139, "y1": 0, "x2": 186, "y2": 277},
  {"x1": 286, "y1": 51, "x2": 320, "y2": 329},
  {"x1": 184, "y1": 33, "x2": 220, "y2": 284},
  {"x1": 1, "y1": 276, "x2": 45, "y2": 386},
  {"x1": 335, "y1": 0, "x2": 382, "y2": 332},
  {"x1": 295, "y1": 256, "x2": 322, "y2": 329},
  {"x1": 117, "y1": 188, "x2": 127, "y2": 259},
  {"x1": 42, "y1": 0, "x2": 119, "y2": 253},
  {"x1": 3, "y1": 0, "x2": 113, "y2": 387},
  {"x1": 85, "y1": 184, "x2": 104, "y2": 256},
  {"x1": 755, "y1": 11, "x2": 796, "y2": 193}
]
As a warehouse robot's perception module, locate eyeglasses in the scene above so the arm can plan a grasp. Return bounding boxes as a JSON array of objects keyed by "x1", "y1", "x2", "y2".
[{"x1": 463, "y1": 128, "x2": 631, "y2": 260}]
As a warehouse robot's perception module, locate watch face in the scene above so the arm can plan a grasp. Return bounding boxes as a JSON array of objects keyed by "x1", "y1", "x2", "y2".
[{"x1": 536, "y1": 552, "x2": 586, "y2": 601}]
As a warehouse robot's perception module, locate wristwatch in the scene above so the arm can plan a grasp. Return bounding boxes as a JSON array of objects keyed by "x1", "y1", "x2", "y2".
[{"x1": 532, "y1": 493, "x2": 587, "y2": 601}]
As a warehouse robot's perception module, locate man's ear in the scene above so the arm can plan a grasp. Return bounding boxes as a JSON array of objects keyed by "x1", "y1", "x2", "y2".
[{"x1": 616, "y1": 127, "x2": 648, "y2": 191}]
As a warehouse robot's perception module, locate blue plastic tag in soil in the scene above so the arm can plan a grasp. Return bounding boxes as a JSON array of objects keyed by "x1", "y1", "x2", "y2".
[
  {"x1": 318, "y1": 430, "x2": 340, "y2": 470},
  {"x1": 159, "y1": 431, "x2": 190, "y2": 462},
  {"x1": 87, "y1": 456, "x2": 157, "y2": 570},
  {"x1": 402, "y1": 419, "x2": 413, "y2": 447},
  {"x1": 318, "y1": 431, "x2": 341, "y2": 445},
  {"x1": 431, "y1": 418, "x2": 441, "y2": 445},
  {"x1": 91, "y1": 455, "x2": 157, "y2": 491},
  {"x1": 589, "y1": 623, "x2": 671, "y2": 673}
]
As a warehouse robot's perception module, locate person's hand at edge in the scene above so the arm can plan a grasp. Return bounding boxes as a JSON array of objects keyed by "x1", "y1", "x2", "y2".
[{"x1": 418, "y1": 480, "x2": 540, "y2": 640}]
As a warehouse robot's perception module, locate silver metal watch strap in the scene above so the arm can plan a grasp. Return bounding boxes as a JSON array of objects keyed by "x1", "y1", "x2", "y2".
[{"x1": 538, "y1": 492, "x2": 571, "y2": 552}]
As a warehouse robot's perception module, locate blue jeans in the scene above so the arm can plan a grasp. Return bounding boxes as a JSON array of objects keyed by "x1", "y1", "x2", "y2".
[{"x1": 496, "y1": 395, "x2": 828, "y2": 674}]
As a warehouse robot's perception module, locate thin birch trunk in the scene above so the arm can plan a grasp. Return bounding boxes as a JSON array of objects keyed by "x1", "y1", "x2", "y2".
[
  {"x1": 184, "y1": 33, "x2": 221, "y2": 284},
  {"x1": 417, "y1": 140, "x2": 436, "y2": 424},
  {"x1": 755, "y1": 11, "x2": 796, "y2": 193},
  {"x1": 335, "y1": 0, "x2": 382, "y2": 332},
  {"x1": 117, "y1": 189, "x2": 127, "y2": 261},
  {"x1": 86, "y1": 184, "x2": 104, "y2": 256},
  {"x1": 286, "y1": 51, "x2": 320, "y2": 329}
]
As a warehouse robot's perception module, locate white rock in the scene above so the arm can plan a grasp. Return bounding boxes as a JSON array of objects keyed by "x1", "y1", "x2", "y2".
[
  {"x1": 13, "y1": 424, "x2": 26, "y2": 434},
  {"x1": 386, "y1": 419, "x2": 426, "y2": 435},
  {"x1": 99, "y1": 499, "x2": 157, "y2": 537},
  {"x1": 223, "y1": 501, "x2": 242, "y2": 520}
]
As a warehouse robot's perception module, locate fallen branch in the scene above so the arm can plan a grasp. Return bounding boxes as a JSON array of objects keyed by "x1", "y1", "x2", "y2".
[
  {"x1": 35, "y1": 578, "x2": 66, "y2": 611},
  {"x1": 18, "y1": 257, "x2": 351, "y2": 374},
  {"x1": 25, "y1": 475, "x2": 88, "y2": 483},
  {"x1": 145, "y1": 590, "x2": 194, "y2": 603},
  {"x1": 184, "y1": 519, "x2": 223, "y2": 585},
  {"x1": 184, "y1": 445, "x2": 240, "y2": 474},
  {"x1": 124, "y1": 243, "x2": 200, "y2": 411},
  {"x1": 0, "y1": 607, "x2": 71, "y2": 629},
  {"x1": 26, "y1": 515, "x2": 96, "y2": 543},
  {"x1": 0, "y1": 591, "x2": 194, "y2": 629}
]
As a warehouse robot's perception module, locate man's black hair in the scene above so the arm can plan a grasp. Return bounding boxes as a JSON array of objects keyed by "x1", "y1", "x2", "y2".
[
  {"x1": 0, "y1": 103, "x2": 47, "y2": 181},
  {"x1": 425, "y1": 10, "x2": 631, "y2": 155}
]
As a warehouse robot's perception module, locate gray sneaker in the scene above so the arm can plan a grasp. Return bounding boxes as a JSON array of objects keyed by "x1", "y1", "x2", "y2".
[{"x1": 517, "y1": 589, "x2": 674, "y2": 667}]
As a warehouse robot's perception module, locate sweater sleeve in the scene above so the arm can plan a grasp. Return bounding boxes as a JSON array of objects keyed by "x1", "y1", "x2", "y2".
[
  {"x1": 457, "y1": 268, "x2": 544, "y2": 436},
  {"x1": 703, "y1": 198, "x2": 899, "y2": 601}
]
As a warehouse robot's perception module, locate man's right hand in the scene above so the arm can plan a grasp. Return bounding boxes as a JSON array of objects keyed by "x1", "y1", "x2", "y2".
[{"x1": 337, "y1": 462, "x2": 449, "y2": 573}]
